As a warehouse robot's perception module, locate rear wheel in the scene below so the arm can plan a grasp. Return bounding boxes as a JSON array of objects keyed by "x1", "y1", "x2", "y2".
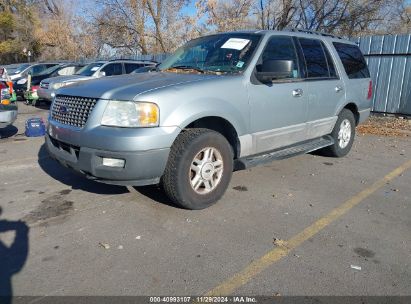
[
  {"x1": 161, "y1": 128, "x2": 233, "y2": 210},
  {"x1": 321, "y1": 109, "x2": 356, "y2": 157}
]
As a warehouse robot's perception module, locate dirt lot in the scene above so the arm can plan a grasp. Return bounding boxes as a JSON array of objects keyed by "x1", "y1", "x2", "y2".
[{"x1": 0, "y1": 103, "x2": 410, "y2": 299}]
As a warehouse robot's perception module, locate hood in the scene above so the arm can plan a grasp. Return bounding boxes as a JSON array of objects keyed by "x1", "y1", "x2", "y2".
[
  {"x1": 42, "y1": 74, "x2": 92, "y2": 85},
  {"x1": 57, "y1": 72, "x2": 219, "y2": 100}
]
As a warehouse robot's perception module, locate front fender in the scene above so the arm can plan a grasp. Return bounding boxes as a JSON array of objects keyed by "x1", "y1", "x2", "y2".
[{"x1": 162, "y1": 97, "x2": 248, "y2": 136}]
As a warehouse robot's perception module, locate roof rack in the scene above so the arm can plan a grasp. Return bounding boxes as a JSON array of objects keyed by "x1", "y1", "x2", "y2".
[
  {"x1": 109, "y1": 58, "x2": 157, "y2": 63},
  {"x1": 286, "y1": 28, "x2": 343, "y2": 40}
]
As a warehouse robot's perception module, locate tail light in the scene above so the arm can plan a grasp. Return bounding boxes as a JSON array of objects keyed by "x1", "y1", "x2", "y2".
[
  {"x1": 367, "y1": 80, "x2": 373, "y2": 100},
  {"x1": 0, "y1": 82, "x2": 6, "y2": 99},
  {"x1": 31, "y1": 85, "x2": 39, "y2": 92}
]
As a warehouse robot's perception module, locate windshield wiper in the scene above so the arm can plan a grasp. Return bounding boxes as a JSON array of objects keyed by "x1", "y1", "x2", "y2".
[{"x1": 165, "y1": 65, "x2": 205, "y2": 73}]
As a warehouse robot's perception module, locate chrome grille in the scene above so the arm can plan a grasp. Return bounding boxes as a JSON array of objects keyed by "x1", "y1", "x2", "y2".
[
  {"x1": 51, "y1": 95, "x2": 98, "y2": 128},
  {"x1": 40, "y1": 82, "x2": 49, "y2": 89}
]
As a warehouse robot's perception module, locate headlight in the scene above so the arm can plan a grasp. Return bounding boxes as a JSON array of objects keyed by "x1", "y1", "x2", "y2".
[
  {"x1": 52, "y1": 83, "x2": 64, "y2": 90},
  {"x1": 101, "y1": 101, "x2": 159, "y2": 127},
  {"x1": 17, "y1": 78, "x2": 27, "y2": 85},
  {"x1": 52, "y1": 82, "x2": 74, "y2": 90}
]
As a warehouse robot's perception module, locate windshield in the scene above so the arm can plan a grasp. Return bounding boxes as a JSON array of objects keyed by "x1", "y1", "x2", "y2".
[
  {"x1": 75, "y1": 62, "x2": 105, "y2": 76},
  {"x1": 159, "y1": 33, "x2": 262, "y2": 74},
  {"x1": 13, "y1": 64, "x2": 31, "y2": 74},
  {"x1": 38, "y1": 65, "x2": 61, "y2": 76},
  {"x1": 4, "y1": 67, "x2": 18, "y2": 74}
]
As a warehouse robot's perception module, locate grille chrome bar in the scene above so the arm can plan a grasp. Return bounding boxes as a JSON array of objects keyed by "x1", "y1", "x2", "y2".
[{"x1": 51, "y1": 95, "x2": 98, "y2": 128}]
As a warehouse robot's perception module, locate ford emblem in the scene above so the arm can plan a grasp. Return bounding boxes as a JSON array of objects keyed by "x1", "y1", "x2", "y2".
[{"x1": 59, "y1": 106, "x2": 70, "y2": 114}]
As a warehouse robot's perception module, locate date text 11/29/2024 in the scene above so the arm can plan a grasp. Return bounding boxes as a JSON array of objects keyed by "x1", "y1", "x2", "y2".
[{"x1": 149, "y1": 297, "x2": 257, "y2": 303}]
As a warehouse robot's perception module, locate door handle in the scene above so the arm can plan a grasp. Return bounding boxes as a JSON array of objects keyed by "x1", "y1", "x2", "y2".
[
  {"x1": 335, "y1": 86, "x2": 343, "y2": 93},
  {"x1": 292, "y1": 89, "x2": 303, "y2": 97}
]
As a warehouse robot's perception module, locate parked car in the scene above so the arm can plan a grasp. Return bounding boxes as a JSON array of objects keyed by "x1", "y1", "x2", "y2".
[
  {"x1": 1, "y1": 64, "x2": 21, "y2": 80},
  {"x1": 0, "y1": 80, "x2": 18, "y2": 129},
  {"x1": 46, "y1": 30, "x2": 372, "y2": 209},
  {"x1": 11, "y1": 63, "x2": 60, "y2": 98},
  {"x1": 24, "y1": 63, "x2": 86, "y2": 106},
  {"x1": 38, "y1": 60, "x2": 157, "y2": 102}
]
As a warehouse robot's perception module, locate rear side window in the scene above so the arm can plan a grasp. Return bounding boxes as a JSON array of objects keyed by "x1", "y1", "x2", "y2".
[
  {"x1": 101, "y1": 63, "x2": 123, "y2": 76},
  {"x1": 125, "y1": 63, "x2": 144, "y2": 74},
  {"x1": 333, "y1": 42, "x2": 370, "y2": 79},
  {"x1": 299, "y1": 38, "x2": 332, "y2": 78},
  {"x1": 260, "y1": 36, "x2": 300, "y2": 79}
]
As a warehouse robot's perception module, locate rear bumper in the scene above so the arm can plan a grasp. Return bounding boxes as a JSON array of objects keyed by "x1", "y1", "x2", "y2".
[
  {"x1": 0, "y1": 109, "x2": 18, "y2": 128},
  {"x1": 358, "y1": 108, "x2": 371, "y2": 124},
  {"x1": 45, "y1": 133, "x2": 170, "y2": 186}
]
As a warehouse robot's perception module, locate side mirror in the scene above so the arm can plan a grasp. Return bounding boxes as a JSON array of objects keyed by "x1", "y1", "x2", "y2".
[
  {"x1": 98, "y1": 71, "x2": 106, "y2": 77},
  {"x1": 256, "y1": 59, "x2": 294, "y2": 82}
]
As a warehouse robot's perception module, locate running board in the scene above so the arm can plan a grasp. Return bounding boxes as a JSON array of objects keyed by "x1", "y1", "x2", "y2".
[{"x1": 234, "y1": 135, "x2": 334, "y2": 170}]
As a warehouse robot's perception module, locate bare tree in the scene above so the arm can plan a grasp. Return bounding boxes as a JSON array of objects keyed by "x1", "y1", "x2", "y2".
[
  {"x1": 91, "y1": 0, "x2": 194, "y2": 55},
  {"x1": 196, "y1": 0, "x2": 254, "y2": 32}
]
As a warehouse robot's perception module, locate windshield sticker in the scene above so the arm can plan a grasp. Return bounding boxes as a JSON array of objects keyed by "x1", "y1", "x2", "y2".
[
  {"x1": 90, "y1": 67, "x2": 100, "y2": 71},
  {"x1": 236, "y1": 61, "x2": 245, "y2": 68},
  {"x1": 221, "y1": 38, "x2": 250, "y2": 50}
]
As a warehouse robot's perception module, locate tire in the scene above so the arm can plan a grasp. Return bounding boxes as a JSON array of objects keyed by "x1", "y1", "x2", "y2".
[
  {"x1": 161, "y1": 128, "x2": 233, "y2": 210},
  {"x1": 321, "y1": 109, "x2": 356, "y2": 157}
]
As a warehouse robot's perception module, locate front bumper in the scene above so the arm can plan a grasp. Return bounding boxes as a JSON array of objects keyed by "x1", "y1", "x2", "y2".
[
  {"x1": 0, "y1": 108, "x2": 18, "y2": 128},
  {"x1": 46, "y1": 133, "x2": 170, "y2": 186}
]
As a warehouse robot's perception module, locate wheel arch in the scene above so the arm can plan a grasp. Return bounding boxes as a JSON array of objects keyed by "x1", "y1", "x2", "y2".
[
  {"x1": 182, "y1": 116, "x2": 241, "y2": 159},
  {"x1": 340, "y1": 102, "x2": 360, "y2": 125}
]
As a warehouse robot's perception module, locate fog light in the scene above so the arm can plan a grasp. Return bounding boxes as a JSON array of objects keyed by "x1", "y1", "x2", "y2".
[
  {"x1": 102, "y1": 158, "x2": 125, "y2": 168},
  {"x1": 51, "y1": 92, "x2": 55, "y2": 97}
]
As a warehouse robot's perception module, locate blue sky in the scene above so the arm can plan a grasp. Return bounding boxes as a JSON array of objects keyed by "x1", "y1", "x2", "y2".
[{"x1": 180, "y1": 0, "x2": 197, "y2": 16}]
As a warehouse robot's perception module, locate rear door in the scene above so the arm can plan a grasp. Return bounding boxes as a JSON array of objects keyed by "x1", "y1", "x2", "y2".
[
  {"x1": 248, "y1": 35, "x2": 308, "y2": 154},
  {"x1": 297, "y1": 38, "x2": 345, "y2": 138}
]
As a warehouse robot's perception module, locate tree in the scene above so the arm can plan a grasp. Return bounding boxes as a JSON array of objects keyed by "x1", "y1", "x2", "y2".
[
  {"x1": 196, "y1": 0, "x2": 254, "y2": 32},
  {"x1": 91, "y1": 0, "x2": 195, "y2": 56},
  {"x1": 0, "y1": 0, "x2": 41, "y2": 64}
]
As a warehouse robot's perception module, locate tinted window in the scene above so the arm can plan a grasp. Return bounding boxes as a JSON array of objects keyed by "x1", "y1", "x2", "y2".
[
  {"x1": 260, "y1": 36, "x2": 300, "y2": 79},
  {"x1": 333, "y1": 42, "x2": 370, "y2": 79},
  {"x1": 102, "y1": 63, "x2": 123, "y2": 76},
  {"x1": 125, "y1": 63, "x2": 144, "y2": 74},
  {"x1": 299, "y1": 38, "x2": 329, "y2": 78}
]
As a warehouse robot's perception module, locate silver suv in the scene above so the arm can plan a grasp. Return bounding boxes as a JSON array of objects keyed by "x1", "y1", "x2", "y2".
[
  {"x1": 38, "y1": 60, "x2": 157, "y2": 102},
  {"x1": 46, "y1": 30, "x2": 372, "y2": 209}
]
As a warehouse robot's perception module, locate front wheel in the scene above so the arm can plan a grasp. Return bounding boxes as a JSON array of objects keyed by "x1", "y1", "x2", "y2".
[
  {"x1": 321, "y1": 109, "x2": 356, "y2": 157},
  {"x1": 161, "y1": 128, "x2": 233, "y2": 210}
]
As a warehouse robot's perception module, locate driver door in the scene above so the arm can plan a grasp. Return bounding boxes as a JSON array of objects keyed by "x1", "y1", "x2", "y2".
[{"x1": 247, "y1": 35, "x2": 308, "y2": 155}]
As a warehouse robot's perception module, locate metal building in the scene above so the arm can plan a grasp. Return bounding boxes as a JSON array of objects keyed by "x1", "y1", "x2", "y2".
[{"x1": 354, "y1": 34, "x2": 411, "y2": 115}]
